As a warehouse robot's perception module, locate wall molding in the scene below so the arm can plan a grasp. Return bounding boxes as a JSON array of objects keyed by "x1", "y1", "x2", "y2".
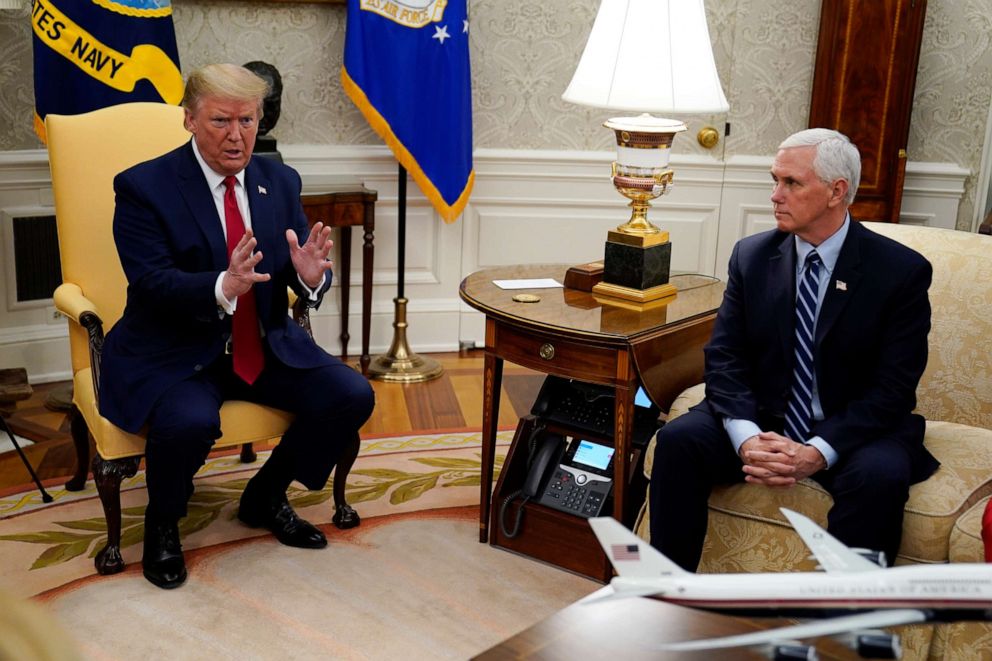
[{"x1": 0, "y1": 146, "x2": 970, "y2": 382}]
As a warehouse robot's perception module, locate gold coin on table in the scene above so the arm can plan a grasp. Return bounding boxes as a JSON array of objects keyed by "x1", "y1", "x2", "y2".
[{"x1": 512, "y1": 293, "x2": 541, "y2": 303}]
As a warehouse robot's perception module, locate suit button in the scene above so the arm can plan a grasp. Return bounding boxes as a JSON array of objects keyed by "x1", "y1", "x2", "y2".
[{"x1": 194, "y1": 364, "x2": 203, "y2": 372}]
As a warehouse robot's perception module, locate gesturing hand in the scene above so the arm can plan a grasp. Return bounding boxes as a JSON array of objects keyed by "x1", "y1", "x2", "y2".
[
  {"x1": 222, "y1": 229, "x2": 271, "y2": 301},
  {"x1": 286, "y1": 221, "x2": 334, "y2": 289}
]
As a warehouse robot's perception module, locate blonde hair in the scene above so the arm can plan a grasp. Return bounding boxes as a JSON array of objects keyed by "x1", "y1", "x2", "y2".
[{"x1": 181, "y1": 63, "x2": 269, "y2": 116}]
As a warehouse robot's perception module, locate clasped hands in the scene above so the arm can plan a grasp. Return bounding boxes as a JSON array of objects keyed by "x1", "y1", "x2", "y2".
[
  {"x1": 221, "y1": 222, "x2": 334, "y2": 301},
  {"x1": 738, "y1": 431, "x2": 827, "y2": 488}
]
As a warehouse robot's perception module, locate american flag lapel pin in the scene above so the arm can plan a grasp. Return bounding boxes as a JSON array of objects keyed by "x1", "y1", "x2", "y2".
[
  {"x1": 836, "y1": 280, "x2": 847, "y2": 291},
  {"x1": 258, "y1": 185, "x2": 267, "y2": 195}
]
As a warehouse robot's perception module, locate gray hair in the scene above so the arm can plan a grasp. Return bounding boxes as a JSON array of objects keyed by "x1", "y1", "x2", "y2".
[
  {"x1": 779, "y1": 128, "x2": 861, "y2": 205},
  {"x1": 181, "y1": 63, "x2": 269, "y2": 117}
]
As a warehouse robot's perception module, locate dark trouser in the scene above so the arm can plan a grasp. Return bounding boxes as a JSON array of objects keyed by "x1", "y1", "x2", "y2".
[
  {"x1": 144, "y1": 350, "x2": 375, "y2": 522},
  {"x1": 648, "y1": 406, "x2": 914, "y2": 572}
]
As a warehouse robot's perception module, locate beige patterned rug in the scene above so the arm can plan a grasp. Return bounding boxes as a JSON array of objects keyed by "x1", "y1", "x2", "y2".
[{"x1": 0, "y1": 430, "x2": 598, "y2": 660}]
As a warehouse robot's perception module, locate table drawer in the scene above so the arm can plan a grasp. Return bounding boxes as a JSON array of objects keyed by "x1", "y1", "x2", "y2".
[{"x1": 494, "y1": 322, "x2": 619, "y2": 383}]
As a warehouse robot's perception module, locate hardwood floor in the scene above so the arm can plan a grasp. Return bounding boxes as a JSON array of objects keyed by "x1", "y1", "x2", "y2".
[{"x1": 0, "y1": 350, "x2": 544, "y2": 492}]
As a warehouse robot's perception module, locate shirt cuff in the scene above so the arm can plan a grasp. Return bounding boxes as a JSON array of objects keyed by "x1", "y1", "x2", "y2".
[
  {"x1": 215, "y1": 272, "x2": 236, "y2": 316},
  {"x1": 722, "y1": 417, "x2": 762, "y2": 455},
  {"x1": 806, "y1": 436, "x2": 838, "y2": 469},
  {"x1": 297, "y1": 273, "x2": 324, "y2": 301}
]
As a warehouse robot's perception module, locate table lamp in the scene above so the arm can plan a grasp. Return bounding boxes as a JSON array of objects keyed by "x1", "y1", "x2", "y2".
[{"x1": 563, "y1": 0, "x2": 728, "y2": 304}]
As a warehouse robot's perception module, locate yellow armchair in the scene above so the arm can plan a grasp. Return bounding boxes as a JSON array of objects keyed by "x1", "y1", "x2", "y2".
[{"x1": 46, "y1": 103, "x2": 360, "y2": 576}]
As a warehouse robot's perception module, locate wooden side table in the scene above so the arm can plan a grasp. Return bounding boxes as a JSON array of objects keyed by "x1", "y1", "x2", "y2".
[
  {"x1": 300, "y1": 183, "x2": 377, "y2": 374},
  {"x1": 459, "y1": 266, "x2": 723, "y2": 580}
]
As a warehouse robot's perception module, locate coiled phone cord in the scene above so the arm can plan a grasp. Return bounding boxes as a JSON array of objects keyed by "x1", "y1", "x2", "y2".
[{"x1": 498, "y1": 421, "x2": 546, "y2": 539}]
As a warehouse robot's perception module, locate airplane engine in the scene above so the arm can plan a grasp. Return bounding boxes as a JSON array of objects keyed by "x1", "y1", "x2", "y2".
[
  {"x1": 855, "y1": 632, "x2": 901, "y2": 658},
  {"x1": 772, "y1": 643, "x2": 818, "y2": 660},
  {"x1": 853, "y1": 549, "x2": 888, "y2": 567}
]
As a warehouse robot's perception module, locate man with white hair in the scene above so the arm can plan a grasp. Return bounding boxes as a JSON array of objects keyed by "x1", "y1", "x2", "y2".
[{"x1": 649, "y1": 129, "x2": 938, "y2": 571}]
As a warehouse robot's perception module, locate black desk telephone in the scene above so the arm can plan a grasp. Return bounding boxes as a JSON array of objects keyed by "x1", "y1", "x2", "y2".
[
  {"x1": 499, "y1": 376, "x2": 658, "y2": 538},
  {"x1": 499, "y1": 428, "x2": 616, "y2": 538}
]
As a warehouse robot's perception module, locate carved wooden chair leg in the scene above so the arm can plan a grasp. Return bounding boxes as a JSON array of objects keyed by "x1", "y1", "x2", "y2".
[
  {"x1": 331, "y1": 433, "x2": 361, "y2": 529},
  {"x1": 92, "y1": 454, "x2": 140, "y2": 575},
  {"x1": 239, "y1": 442, "x2": 257, "y2": 463},
  {"x1": 64, "y1": 405, "x2": 90, "y2": 491}
]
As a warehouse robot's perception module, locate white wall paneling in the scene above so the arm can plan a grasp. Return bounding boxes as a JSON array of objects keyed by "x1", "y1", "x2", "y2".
[{"x1": 0, "y1": 147, "x2": 969, "y2": 381}]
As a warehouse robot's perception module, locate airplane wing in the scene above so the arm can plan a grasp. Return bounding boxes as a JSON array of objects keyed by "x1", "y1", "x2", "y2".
[
  {"x1": 580, "y1": 585, "x2": 664, "y2": 604},
  {"x1": 660, "y1": 608, "x2": 930, "y2": 652},
  {"x1": 781, "y1": 508, "x2": 882, "y2": 573}
]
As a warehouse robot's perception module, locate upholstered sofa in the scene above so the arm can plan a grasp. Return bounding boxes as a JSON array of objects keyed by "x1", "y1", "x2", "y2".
[{"x1": 635, "y1": 222, "x2": 992, "y2": 660}]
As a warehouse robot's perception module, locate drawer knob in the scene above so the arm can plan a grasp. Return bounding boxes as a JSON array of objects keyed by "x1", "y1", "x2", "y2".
[{"x1": 539, "y1": 343, "x2": 555, "y2": 360}]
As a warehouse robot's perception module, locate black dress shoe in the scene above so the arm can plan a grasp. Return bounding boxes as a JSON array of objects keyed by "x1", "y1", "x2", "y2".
[
  {"x1": 332, "y1": 504, "x2": 361, "y2": 530},
  {"x1": 142, "y1": 519, "x2": 187, "y2": 589},
  {"x1": 238, "y1": 496, "x2": 327, "y2": 549}
]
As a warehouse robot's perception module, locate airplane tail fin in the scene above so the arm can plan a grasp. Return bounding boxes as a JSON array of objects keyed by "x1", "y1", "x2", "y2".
[{"x1": 588, "y1": 517, "x2": 688, "y2": 578}]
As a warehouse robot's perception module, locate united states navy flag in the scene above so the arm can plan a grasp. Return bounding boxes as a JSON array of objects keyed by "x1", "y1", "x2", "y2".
[
  {"x1": 31, "y1": 0, "x2": 183, "y2": 144},
  {"x1": 342, "y1": 0, "x2": 474, "y2": 222}
]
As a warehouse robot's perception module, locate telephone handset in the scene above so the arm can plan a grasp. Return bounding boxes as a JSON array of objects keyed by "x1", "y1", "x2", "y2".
[
  {"x1": 522, "y1": 434, "x2": 565, "y2": 498},
  {"x1": 499, "y1": 425, "x2": 565, "y2": 539}
]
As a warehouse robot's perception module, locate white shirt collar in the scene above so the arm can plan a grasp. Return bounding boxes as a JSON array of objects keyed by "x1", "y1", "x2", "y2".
[
  {"x1": 190, "y1": 138, "x2": 245, "y2": 192},
  {"x1": 794, "y1": 213, "x2": 850, "y2": 274}
]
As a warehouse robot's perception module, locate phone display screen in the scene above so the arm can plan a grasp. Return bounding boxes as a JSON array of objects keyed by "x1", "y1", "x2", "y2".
[{"x1": 572, "y1": 440, "x2": 614, "y2": 471}]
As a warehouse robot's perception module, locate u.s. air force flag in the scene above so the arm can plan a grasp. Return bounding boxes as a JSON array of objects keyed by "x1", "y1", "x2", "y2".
[
  {"x1": 342, "y1": 0, "x2": 474, "y2": 222},
  {"x1": 31, "y1": 0, "x2": 183, "y2": 144}
]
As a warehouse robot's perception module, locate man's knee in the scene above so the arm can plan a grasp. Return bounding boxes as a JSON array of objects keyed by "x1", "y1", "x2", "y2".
[
  {"x1": 652, "y1": 413, "x2": 708, "y2": 469},
  {"x1": 837, "y1": 445, "x2": 912, "y2": 494},
  {"x1": 147, "y1": 403, "x2": 221, "y2": 443},
  {"x1": 303, "y1": 365, "x2": 376, "y2": 425}
]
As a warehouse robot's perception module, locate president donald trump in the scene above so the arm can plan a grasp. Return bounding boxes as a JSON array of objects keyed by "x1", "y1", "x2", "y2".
[{"x1": 99, "y1": 63, "x2": 375, "y2": 589}]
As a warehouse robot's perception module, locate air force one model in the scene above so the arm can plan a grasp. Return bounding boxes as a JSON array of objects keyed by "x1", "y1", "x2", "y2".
[{"x1": 588, "y1": 510, "x2": 992, "y2": 660}]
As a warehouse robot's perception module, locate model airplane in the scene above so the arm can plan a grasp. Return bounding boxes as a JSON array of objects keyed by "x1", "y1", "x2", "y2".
[{"x1": 588, "y1": 509, "x2": 992, "y2": 660}]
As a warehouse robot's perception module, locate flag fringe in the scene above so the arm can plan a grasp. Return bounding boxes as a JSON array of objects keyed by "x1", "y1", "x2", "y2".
[
  {"x1": 34, "y1": 113, "x2": 47, "y2": 145},
  {"x1": 340, "y1": 66, "x2": 473, "y2": 223},
  {"x1": 91, "y1": 0, "x2": 173, "y2": 18}
]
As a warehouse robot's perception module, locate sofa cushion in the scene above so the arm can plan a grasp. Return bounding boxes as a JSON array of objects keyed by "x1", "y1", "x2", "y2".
[
  {"x1": 863, "y1": 223, "x2": 992, "y2": 433},
  {"x1": 705, "y1": 421, "x2": 992, "y2": 565},
  {"x1": 643, "y1": 382, "x2": 992, "y2": 565},
  {"x1": 949, "y1": 495, "x2": 989, "y2": 564},
  {"x1": 902, "y1": 422, "x2": 992, "y2": 563}
]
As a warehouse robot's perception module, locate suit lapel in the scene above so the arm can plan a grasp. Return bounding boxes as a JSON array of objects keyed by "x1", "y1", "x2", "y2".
[
  {"x1": 815, "y1": 221, "x2": 863, "y2": 346},
  {"x1": 244, "y1": 160, "x2": 275, "y2": 321},
  {"x1": 177, "y1": 142, "x2": 228, "y2": 270},
  {"x1": 772, "y1": 235, "x2": 796, "y2": 358}
]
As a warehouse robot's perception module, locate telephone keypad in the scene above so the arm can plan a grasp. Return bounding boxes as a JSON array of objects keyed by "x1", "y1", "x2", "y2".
[{"x1": 539, "y1": 467, "x2": 611, "y2": 518}]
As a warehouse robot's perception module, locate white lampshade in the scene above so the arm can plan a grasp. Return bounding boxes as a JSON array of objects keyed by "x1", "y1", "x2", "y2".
[{"x1": 563, "y1": 0, "x2": 729, "y2": 114}]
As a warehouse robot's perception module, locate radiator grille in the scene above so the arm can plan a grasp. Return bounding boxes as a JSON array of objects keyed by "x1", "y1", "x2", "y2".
[{"x1": 11, "y1": 215, "x2": 62, "y2": 302}]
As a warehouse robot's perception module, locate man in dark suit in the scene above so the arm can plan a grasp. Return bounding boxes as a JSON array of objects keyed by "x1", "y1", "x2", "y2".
[
  {"x1": 649, "y1": 129, "x2": 938, "y2": 571},
  {"x1": 99, "y1": 63, "x2": 375, "y2": 589}
]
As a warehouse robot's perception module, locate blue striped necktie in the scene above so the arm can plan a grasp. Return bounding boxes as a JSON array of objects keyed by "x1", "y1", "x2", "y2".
[{"x1": 785, "y1": 250, "x2": 821, "y2": 442}]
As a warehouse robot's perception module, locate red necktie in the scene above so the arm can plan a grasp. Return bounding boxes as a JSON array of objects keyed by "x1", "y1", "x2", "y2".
[{"x1": 223, "y1": 176, "x2": 264, "y2": 384}]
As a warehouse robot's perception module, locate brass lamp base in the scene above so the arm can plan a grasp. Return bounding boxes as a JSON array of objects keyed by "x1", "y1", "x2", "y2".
[
  {"x1": 592, "y1": 280, "x2": 677, "y2": 304},
  {"x1": 595, "y1": 228, "x2": 677, "y2": 307},
  {"x1": 367, "y1": 297, "x2": 443, "y2": 383}
]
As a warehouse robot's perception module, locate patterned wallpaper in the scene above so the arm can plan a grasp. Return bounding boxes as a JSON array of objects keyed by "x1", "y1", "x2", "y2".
[{"x1": 2, "y1": 0, "x2": 991, "y2": 229}]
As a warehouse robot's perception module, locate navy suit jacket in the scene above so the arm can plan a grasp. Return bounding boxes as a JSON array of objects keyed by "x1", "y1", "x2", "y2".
[
  {"x1": 99, "y1": 141, "x2": 334, "y2": 433},
  {"x1": 702, "y1": 220, "x2": 938, "y2": 481}
]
